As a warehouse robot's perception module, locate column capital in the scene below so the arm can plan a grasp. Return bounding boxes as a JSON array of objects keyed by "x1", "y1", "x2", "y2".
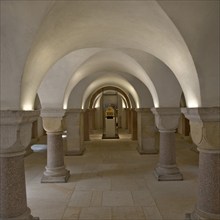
[
  {"x1": 151, "y1": 108, "x2": 181, "y2": 131},
  {"x1": 182, "y1": 107, "x2": 220, "y2": 150},
  {"x1": 41, "y1": 109, "x2": 65, "y2": 133},
  {"x1": 0, "y1": 110, "x2": 40, "y2": 156},
  {"x1": 181, "y1": 107, "x2": 220, "y2": 122},
  {"x1": 0, "y1": 110, "x2": 40, "y2": 125}
]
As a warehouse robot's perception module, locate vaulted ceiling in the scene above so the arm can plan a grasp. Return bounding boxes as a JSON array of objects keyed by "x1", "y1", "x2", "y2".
[{"x1": 1, "y1": 1, "x2": 219, "y2": 110}]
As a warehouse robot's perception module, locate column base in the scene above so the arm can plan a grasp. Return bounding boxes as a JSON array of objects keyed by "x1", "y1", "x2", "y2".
[
  {"x1": 185, "y1": 208, "x2": 220, "y2": 220},
  {"x1": 0, "y1": 208, "x2": 39, "y2": 220},
  {"x1": 154, "y1": 166, "x2": 183, "y2": 181},
  {"x1": 66, "y1": 148, "x2": 85, "y2": 156},
  {"x1": 41, "y1": 167, "x2": 70, "y2": 183}
]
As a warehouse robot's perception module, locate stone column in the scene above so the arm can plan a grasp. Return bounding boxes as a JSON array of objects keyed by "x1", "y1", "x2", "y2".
[
  {"x1": 89, "y1": 108, "x2": 96, "y2": 131},
  {"x1": 83, "y1": 110, "x2": 90, "y2": 141},
  {"x1": 151, "y1": 108, "x2": 183, "y2": 181},
  {"x1": 41, "y1": 109, "x2": 70, "y2": 183},
  {"x1": 95, "y1": 107, "x2": 101, "y2": 130},
  {"x1": 183, "y1": 107, "x2": 220, "y2": 220},
  {"x1": 121, "y1": 108, "x2": 127, "y2": 129},
  {"x1": 0, "y1": 110, "x2": 39, "y2": 220},
  {"x1": 131, "y1": 109, "x2": 137, "y2": 140},
  {"x1": 65, "y1": 109, "x2": 85, "y2": 156},
  {"x1": 127, "y1": 109, "x2": 132, "y2": 134},
  {"x1": 136, "y1": 108, "x2": 158, "y2": 154}
]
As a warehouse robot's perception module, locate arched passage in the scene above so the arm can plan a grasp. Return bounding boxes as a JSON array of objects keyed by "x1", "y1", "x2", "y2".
[{"x1": 20, "y1": 1, "x2": 201, "y2": 110}]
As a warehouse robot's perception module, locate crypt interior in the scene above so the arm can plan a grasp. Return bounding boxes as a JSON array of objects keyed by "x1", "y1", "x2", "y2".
[{"x1": 0, "y1": 1, "x2": 219, "y2": 220}]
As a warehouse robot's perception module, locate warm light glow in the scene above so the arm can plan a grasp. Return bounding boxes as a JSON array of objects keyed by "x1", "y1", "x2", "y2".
[
  {"x1": 63, "y1": 103, "x2": 67, "y2": 109},
  {"x1": 154, "y1": 102, "x2": 159, "y2": 108},
  {"x1": 187, "y1": 99, "x2": 199, "y2": 108},
  {"x1": 81, "y1": 75, "x2": 140, "y2": 109},
  {"x1": 122, "y1": 99, "x2": 126, "y2": 108},
  {"x1": 95, "y1": 96, "x2": 101, "y2": 108},
  {"x1": 62, "y1": 134, "x2": 67, "y2": 138},
  {"x1": 22, "y1": 104, "x2": 33, "y2": 111}
]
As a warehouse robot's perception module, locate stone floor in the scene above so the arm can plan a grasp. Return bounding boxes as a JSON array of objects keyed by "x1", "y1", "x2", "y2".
[{"x1": 25, "y1": 130, "x2": 199, "y2": 220}]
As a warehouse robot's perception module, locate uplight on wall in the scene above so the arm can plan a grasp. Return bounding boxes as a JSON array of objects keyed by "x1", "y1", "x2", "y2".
[
  {"x1": 122, "y1": 99, "x2": 126, "y2": 108},
  {"x1": 63, "y1": 103, "x2": 67, "y2": 110},
  {"x1": 22, "y1": 104, "x2": 33, "y2": 111},
  {"x1": 187, "y1": 99, "x2": 199, "y2": 108},
  {"x1": 95, "y1": 99, "x2": 100, "y2": 108}
]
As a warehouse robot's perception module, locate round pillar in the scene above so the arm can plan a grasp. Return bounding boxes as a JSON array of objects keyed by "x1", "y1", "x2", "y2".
[
  {"x1": 41, "y1": 110, "x2": 70, "y2": 183},
  {"x1": 0, "y1": 153, "x2": 35, "y2": 219},
  {"x1": 0, "y1": 110, "x2": 39, "y2": 219},
  {"x1": 151, "y1": 108, "x2": 183, "y2": 181},
  {"x1": 155, "y1": 130, "x2": 183, "y2": 180},
  {"x1": 183, "y1": 107, "x2": 220, "y2": 220},
  {"x1": 41, "y1": 132, "x2": 70, "y2": 183}
]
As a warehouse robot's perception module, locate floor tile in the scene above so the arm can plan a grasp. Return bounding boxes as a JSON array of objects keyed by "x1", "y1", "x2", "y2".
[
  {"x1": 132, "y1": 190, "x2": 156, "y2": 206},
  {"x1": 79, "y1": 207, "x2": 111, "y2": 219},
  {"x1": 112, "y1": 207, "x2": 146, "y2": 219},
  {"x1": 63, "y1": 207, "x2": 81, "y2": 219},
  {"x1": 75, "y1": 178, "x2": 111, "y2": 191},
  {"x1": 24, "y1": 131, "x2": 199, "y2": 220},
  {"x1": 90, "y1": 191, "x2": 103, "y2": 206},
  {"x1": 143, "y1": 206, "x2": 163, "y2": 220},
  {"x1": 69, "y1": 191, "x2": 93, "y2": 207},
  {"x1": 102, "y1": 191, "x2": 134, "y2": 206}
]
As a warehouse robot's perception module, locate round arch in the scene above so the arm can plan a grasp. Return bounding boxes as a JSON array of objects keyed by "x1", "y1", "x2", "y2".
[
  {"x1": 87, "y1": 86, "x2": 133, "y2": 110},
  {"x1": 20, "y1": 1, "x2": 201, "y2": 110}
]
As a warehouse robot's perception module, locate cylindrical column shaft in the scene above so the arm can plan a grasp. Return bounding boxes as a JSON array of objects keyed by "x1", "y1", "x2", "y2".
[
  {"x1": 155, "y1": 130, "x2": 183, "y2": 181},
  {"x1": 190, "y1": 150, "x2": 220, "y2": 219},
  {"x1": 159, "y1": 131, "x2": 176, "y2": 166},
  {"x1": 182, "y1": 107, "x2": 220, "y2": 220},
  {"x1": 0, "y1": 153, "x2": 35, "y2": 219},
  {"x1": 0, "y1": 154, "x2": 27, "y2": 218},
  {"x1": 41, "y1": 132, "x2": 70, "y2": 183},
  {"x1": 47, "y1": 132, "x2": 64, "y2": 168}
]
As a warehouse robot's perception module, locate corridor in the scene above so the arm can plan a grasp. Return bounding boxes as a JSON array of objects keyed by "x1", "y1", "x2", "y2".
[{"x1": 25, "y1": 130, "x2": 199, "y2": 220}]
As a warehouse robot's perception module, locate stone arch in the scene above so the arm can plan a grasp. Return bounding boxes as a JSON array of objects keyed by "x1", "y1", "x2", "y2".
[{"x1": 87, "y1": 86, "x2": 132, "y2": 109}]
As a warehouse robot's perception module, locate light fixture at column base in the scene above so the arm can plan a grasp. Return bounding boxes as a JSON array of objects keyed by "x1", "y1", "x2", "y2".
[{"x1": 41, "y1": 170, "x2": 70, "y2": 183}]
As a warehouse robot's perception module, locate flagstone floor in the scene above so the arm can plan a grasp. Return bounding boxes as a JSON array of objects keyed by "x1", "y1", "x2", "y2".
[{"x1": 25, "y1": 130, "x2": 199, "y2": 220}]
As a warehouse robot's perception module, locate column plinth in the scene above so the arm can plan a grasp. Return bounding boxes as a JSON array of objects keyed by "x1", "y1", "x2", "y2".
[
  {"x1": 0, "y1": 110, "x2": 39, "y2": 219},
  {"x1": 183, "y1": 107, "x2": 220, "y2": 220},
  {"x1": 151, "y1": 108, "x2": 183, "y2": 181}
]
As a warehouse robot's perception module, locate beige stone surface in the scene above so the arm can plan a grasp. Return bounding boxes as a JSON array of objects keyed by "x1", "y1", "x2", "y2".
[{"x1": 25, "y1": 129, "x2": 198, "y2": 220}]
